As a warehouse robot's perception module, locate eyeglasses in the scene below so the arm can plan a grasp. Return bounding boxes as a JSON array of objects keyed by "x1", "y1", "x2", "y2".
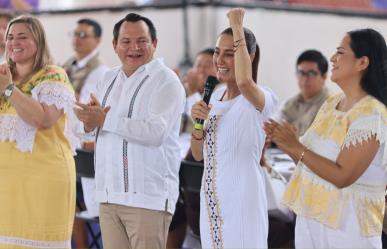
[
  {"x1": 69, "y1": 31, "x2": 94, "y2": 39},
  {"x1": 296, "y1": 70, "x2": 320, "y2": 78}
]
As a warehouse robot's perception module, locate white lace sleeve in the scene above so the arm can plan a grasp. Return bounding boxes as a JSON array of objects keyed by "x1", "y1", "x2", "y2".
[
  {"x1": 0, "y1": 114, "x2": 36, "y2": 152},
  {"x1": 343, "y1": 114, "x2": 387, "y2": 169},
  {"x1": 31, "y1": 82, "x2": 78, "y2": 154}
]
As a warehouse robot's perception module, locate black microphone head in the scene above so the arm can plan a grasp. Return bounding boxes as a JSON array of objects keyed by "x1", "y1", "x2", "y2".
[
  {"x1": 204, "y1": 75, "x2": 219, "y2": 91},
  {"x1": 202, "y1": 76, "x2": 219, "y2": 104}
]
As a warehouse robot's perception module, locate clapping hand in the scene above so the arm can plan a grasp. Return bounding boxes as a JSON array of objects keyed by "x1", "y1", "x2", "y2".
[
  {"x1": 0, "y1": 64, "x2": 13, "y2": 93},
  {"x1": 74, "y1": 93, "x2": 110, "y2": 132},
  {"x1": 263, "y1": 119, "x2": 302, "y2": 156}
]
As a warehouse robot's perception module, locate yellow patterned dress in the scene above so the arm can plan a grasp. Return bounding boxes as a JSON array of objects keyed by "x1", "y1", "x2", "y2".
[
  {"x1": 283, "y1": 93, "x2": 387, "y2": 248},
  {"x1": 0, "y1": 65, "x2": 77, "y2": 249}
]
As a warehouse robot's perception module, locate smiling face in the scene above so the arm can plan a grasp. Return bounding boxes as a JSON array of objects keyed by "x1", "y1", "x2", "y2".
[
  {"x1": 330, "y1": 34, "x2": 365, "y2": 86},
  {"x1": 213, "y1": 33, "x2": 236, "y2": 84},
  {"x1": 113, "y1": 20, "x2": 157, "y2": 76},
  {"x1": 6, "y1": 22, "x2": 37, "y2": 66}
]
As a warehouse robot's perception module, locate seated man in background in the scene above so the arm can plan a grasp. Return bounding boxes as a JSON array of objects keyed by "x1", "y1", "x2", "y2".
[
  {"x1": 63, "y1": 18, "x2": 109, "y2": 103},
  {"x1": 279, "y1": 49, "x2": 329, "y2": 136},
  {"x1": 183, "y1": 48, "x2": 216, "y2": 117},
  {"x1": 265, "y1": 49, "x2": 329, "y2": 248},
  {"x1": 63, "y1": 18, "x2": 109, "y2": 249},
  {"x1": 167, "y1": 48, "x2": 216, "y2": 248}
]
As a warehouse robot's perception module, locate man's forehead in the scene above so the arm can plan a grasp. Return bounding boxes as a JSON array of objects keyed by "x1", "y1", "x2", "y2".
[
  {"x1": 297, "y1": 61, "x2": 319, "y2": 70},
  {"x1": 120, "y1": 21, "x2": 149, "y2": 33}
]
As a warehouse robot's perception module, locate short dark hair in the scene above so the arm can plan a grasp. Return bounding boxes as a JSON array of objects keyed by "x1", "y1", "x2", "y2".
[
  {"x1": 197, "y1": 48, "x2": 215, "y2": 56},
  {"x1": 296, "y1": 49, "x2": 328, "y2": 75},
  {"x1": 113, "y1": 13, "x2": 157, "y2": 42},
  {"x1": 348, "y1": 28, "x2": 387, "y2": 106},
  {"x1": 220, "y1": 27, "x2": 260, "y2": 83},
  {"x1": 77, "y1": 18, "x2": 102, "y2": 38}
]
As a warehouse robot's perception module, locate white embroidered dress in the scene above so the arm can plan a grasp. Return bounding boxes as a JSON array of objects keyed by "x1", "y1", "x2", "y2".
[
  {"x1": 200, "y1": 86, "x2": 277, "y2": 249},
  {"x1": 283, "y1": 93, "x2": 387, "y2": 248}
]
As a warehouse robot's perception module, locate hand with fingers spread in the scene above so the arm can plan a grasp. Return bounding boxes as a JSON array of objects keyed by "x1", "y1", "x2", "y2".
[
  {"x1": 263, "y1": 119, "x2": 302, "y2": 157},
  {"x1": 74, "y1": 93, "x2": 110, "y2": 132},
  {"x1": 191, "y1": 100, "x2": 211, "y2": 122}
]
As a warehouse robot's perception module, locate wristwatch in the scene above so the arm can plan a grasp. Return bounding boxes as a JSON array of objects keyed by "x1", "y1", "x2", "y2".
[{"x1": 3, "y1": 83, "x2": 14, "y2": 98}]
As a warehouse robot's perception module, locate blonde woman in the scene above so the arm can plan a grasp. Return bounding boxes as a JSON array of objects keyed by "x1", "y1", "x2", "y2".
[{"x1": 0, "y1": 16, "x2": 77, "y2": 248}]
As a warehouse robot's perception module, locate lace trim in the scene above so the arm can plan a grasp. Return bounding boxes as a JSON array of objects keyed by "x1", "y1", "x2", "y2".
[
  {"x1": 343, "y1": 115, "x2": 386, "y2": 148},
  {"x1": 0, "y1": 236, "x2": 70, "y2": 248},
  {"x1": 31, "y1": 82, "x2": 78, "y2": 154},
  {"x1": 343, "y1": 115, "x2": 387, "y2": 170},
  {"x1": 0, "y1": 115, "x2": 36, "y2": 152}
]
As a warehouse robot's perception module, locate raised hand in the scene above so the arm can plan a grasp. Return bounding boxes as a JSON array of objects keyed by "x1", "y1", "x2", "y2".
[{"x1": 227, "y1": 8, "x2": 245, "y2": 29}]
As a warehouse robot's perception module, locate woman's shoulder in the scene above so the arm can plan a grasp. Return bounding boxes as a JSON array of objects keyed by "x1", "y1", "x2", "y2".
[
  {"x1": 349, "y1": 95, "x2": 387, "y2": 121},
  {"x1": 36, "y1": 64, "x2": 70, "y2": 84}
]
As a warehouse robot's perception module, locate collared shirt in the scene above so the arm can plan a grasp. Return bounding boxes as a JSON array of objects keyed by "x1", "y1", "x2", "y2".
[
  {"x1": 92, "y1": 58, "x2": 186, "y2": 214},
  {"x1": 66, "y1": 49, "x2": 110, "y2": 102},
  {"x1": 279, "y1": 87, "x2": 329, "y2": 136}
]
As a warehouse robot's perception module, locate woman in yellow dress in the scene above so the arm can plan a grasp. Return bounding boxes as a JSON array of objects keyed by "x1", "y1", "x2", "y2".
[
  {"x1": 0, "y1": 16, "x2": 77, "y2": 248},
  {"x1": 264, "y1": 29, "x2": 387, "y2": 248}
]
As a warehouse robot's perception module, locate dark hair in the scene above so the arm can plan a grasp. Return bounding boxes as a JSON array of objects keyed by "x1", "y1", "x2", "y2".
[
  {"x1": 220, "y1": 27, "x2": 260, "y2": 83},
  {"x1": 197, "y1": 47, "x2": 214, "y2": 56},
  {"x1": 113, "y1": 13, "x2": 156, "y2": 42},
  {"x1": 297, "y1": 49, "x2": 328, "y2": 75},
  {"x1": 77, "y1": 18, "x2": 102, "y2": 38},
  {"x1": 348, "y1": 28, "x2": 387, "y2": 106}
]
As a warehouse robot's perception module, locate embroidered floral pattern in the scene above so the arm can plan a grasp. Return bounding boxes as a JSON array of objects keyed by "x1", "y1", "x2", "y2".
[
  {"x1": 0, "y1": 65, "x2": 77, "y2": 153},
  {"x1": 283, "y1": 93, "x2": 387, "y2": 236},
  {"x1": 204, "y1": 115, "x2": 223, "y2": 249},
  {"x1": 123, "y1": 75, "x2": 149, "y2": 192}
]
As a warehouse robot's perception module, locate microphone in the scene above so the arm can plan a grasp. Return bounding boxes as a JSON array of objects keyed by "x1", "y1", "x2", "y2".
[{"x1": 194, "y1": 75, "x2": 219, "y2": 130}]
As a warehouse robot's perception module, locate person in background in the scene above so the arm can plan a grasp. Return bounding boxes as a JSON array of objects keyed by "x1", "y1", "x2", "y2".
[
  {"x1": 0, "y1": 11, "x2": 13, "y2": 62},
  {"x1": 278, "y1": 49, "x2": 329, "y2": 136},
  {"x1": 0, "y1": 15, "x2": 77, "y2": 248},
  {"x1": 264, "y1": 28, "x2": 387, "y2": 248},
  {"x1": 63, "y1": 18, "x2": 109, "y2": 249},
  {"x1": 167, "y1": 47, "x2": 216, "y2": 249},
  {"x1": 0, "y1": 0, "x2": 39, "y2": 11},
  {"x1": 74, "y1": 13, "x2": 185, "y2": 249},
  {"x1": 63, "y1": 18, "x2": 109, "y2": 103},
  {"x1": 191, "y1": 8, "x2": 277, "y2": 248},
  {"x1": 183, "y1": 48, "x2": 216, "y2": 118}
]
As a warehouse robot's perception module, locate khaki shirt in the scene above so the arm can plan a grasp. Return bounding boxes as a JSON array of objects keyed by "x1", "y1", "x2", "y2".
[{"x1": 279, "y1": 87, "x2": 329, "y2": 136}]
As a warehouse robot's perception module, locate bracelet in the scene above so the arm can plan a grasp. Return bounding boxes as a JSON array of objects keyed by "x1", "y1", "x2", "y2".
[
  {"x1": 233, "y1": 38, "x2": 245, "y2": 47},
  {"x1": 298, "y1": 147, "x2": 309, "y2": 164},
  {"x1": 233, "y1": 38, "x2": 245, "y2": 51}
]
